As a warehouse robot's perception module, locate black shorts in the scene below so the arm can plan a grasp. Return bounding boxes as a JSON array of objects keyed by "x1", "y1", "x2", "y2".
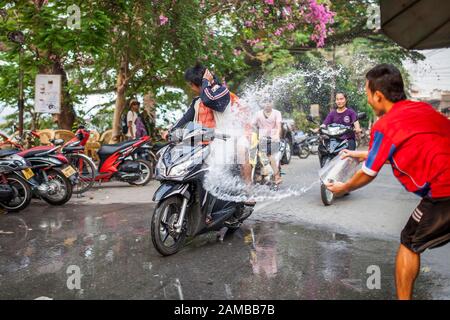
[{"x1": 401, "y1": 197, "x2": 450, "y2": 253}]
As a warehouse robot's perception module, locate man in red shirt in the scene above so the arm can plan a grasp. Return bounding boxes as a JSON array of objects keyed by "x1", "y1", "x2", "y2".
[{"x1": 327, "y1": 64, "x2": 450, "y2": 300}]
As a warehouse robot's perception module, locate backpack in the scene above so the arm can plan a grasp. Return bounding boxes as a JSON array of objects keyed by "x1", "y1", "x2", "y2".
[{"x1": 121, "y1": 112, "x2": 128, "y2": 135}]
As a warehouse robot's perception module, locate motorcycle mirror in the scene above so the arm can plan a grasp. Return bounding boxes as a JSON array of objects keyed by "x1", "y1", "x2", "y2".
[{"x1": 357, "y1": 112, "x2": 367, "y2": 120}]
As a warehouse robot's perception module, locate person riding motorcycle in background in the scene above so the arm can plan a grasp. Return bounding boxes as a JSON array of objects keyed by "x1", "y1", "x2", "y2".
[
  {"x1": 320, "y1": 92, "x2": 362, "y2": 150},
  {"x1": 253, "y1": 100, "x2": 283, "y2": 186}
]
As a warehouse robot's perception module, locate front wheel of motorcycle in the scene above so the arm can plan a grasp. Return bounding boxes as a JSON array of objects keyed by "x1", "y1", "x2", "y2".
[
  {"x1": 320, "y1": 182, "x2": 334, "y2": 206},
  {"x1": 281, "y1": 140, "x2": 292, "y2": 165},
  {"x1": 129, "y1": 159, "x2": 153, "y2": 186},
  {"x1": 67, "y1": 153, "x2": 96, "y2": 194},
  {"x1": 41, "y1": 169, "x2": 73, "y2": 206},
  {"x1": 151, "y1": 196, "x2": 187, "y2": 256},
  {"x1": 309, "y1": 142, "x2": 319, "y2": 155},
  {"x1": 0, "y1": 174, "x2": 32, "y2": 212},
  {"x1": 299, "y1": 146, "x2": 310, "y2": 159}
]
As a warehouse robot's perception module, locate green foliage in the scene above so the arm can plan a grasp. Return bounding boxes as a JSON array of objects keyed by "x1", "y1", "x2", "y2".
[
  {"x1": 292, "y1": 109, "x2": 316, "y2": 132},
  {"x1": 0, "y1": 0, "x2": 425, "y2": 132}
]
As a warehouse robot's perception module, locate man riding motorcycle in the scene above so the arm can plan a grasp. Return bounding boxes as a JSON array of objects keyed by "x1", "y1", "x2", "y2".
[{"x1": 171, "y1": 63, "x2": 254, "y2": 208}]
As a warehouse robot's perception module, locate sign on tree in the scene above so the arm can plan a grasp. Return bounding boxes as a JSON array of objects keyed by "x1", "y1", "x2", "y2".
[{"x1": 35, "y1": 74, "x2": 61, "y2": 114}]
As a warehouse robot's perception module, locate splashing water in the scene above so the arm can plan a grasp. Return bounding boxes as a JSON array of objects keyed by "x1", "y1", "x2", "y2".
[
  {"x1": 204, "y1": 168, "x2": 320, "y2": 203},
  {"x1": 202, "y1": 68, "x2": 343, "y2": 203}
]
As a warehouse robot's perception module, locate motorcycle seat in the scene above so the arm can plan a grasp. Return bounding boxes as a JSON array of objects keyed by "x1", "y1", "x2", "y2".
[
  {"x1": 17, "y1": 146, "x2": 54, "y2": 158},
  {"x1": 0, "y1": 149, "x2": 20, "y2": 158},
  {"x1": 97, "y1": 140, "x2": 138, "y2": 156},
  {"x1": 63, "y1": 146, "x2": 85, "y2": 153}
]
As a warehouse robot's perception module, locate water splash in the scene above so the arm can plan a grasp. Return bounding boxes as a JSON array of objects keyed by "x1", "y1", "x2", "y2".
[
  {"x1": 204, "y1": 164, "x2": 320, "y2": 203},
  {"x1": 203, "y1": 69, "x2": 339, "y2": 202}
]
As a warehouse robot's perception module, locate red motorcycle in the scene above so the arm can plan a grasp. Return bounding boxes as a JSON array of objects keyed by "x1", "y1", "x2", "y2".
[
  {"x1": 94, "y1": 136, "x2": 153, "y2": 185},
  {"x1": 58, "y1": 126, "x2": 96, "y2": 194},
  {"x1": 53, "y1": 128, "x2": 153, "y2": 188}
]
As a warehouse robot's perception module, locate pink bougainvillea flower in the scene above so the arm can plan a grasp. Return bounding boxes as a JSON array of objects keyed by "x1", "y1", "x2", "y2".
[
  {"x1": 264, "y1": 0, "x2": 274, "y2": 5},
  {"x1": 274, "y1": 28, "x2": 283, "y2": 37},
  {"x1": 287, "y1": 23, "x2": 295, "y2": 31},
  {"x1": 159, "y1": 14, "x2": 169, "y2": 26},
  {"x1": 233, "y1": 49, "x2": 242, "y2": 56},
  {"x1": 304, "y1": 0, "x2": 335, "y2": 47}
]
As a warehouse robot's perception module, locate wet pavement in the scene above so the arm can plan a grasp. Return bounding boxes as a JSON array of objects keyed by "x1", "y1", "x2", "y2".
[{"x1": 1, "y1": 200, "x2": 449, "y2": 300}]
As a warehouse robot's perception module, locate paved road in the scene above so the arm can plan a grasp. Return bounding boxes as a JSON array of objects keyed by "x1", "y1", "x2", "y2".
[{"x1": 0, "y1": 156, "x2": 449, "y2": 299}]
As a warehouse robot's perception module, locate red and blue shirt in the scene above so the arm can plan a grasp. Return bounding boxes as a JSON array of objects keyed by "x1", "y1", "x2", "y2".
[{"x1": 362, "y1": 100, "x2": 450, "y2": 199}]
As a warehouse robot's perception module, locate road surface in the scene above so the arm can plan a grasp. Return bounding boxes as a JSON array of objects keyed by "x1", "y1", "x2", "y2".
[{"x1": 0, "y1": 155, "x2": 449, "y2": 299}]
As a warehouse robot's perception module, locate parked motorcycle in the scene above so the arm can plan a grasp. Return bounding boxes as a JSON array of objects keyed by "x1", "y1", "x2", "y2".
[
  {"x1": 305, "y1": 129, "x2": 320, "y2": 155},
  {"x1": 95, "y1": 136, "x2": 153, "y2": 185},
  {"x1": 292, "y1": 131, "x2": 311, "y2": 159},
  {"x1": 15, "y1": 145, "x2": 75, "y2": 206},
  {"x1": 16, "y1": 128, "x2": 95, "y2": 195},
  {"x1": 356, "y1": 128, "x2": 371, "y2": 148},
  {"x1": 307, "y1": 112, "x2": 366, "y2": 206},
  {"x1": 137, "y1": 141, "x2": 168, "y2": 177},
  {"x1": 0, "y1": 150, "x2": 32, "y2": 212},
  {"x1": 151, "y1": 122, "x2": 254, "y2": 256},
  {"x1": 58, "y1": 126, "x2": 96, "y2": 194}
]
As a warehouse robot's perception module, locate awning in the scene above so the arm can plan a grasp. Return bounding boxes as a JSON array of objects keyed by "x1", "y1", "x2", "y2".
[{"x1": 381, "y1": 0, "x2": 450, "y2": 50}]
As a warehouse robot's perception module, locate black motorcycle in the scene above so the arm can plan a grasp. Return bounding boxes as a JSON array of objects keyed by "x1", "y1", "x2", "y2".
[
  {"x1": 0, "y1": 150, "x2": 33, "y2": 212},
  {"x1": 307, "y1": 112, "x2": 366, "y2": 205},
  {"x1": 15, "y1": 145, "x2": 75, "y2": 206},
  {"x1": 151, "y1": 122, "x2": 254, "y2": 256}
]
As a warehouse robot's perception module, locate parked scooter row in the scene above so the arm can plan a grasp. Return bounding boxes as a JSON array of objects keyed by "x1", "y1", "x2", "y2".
[
  {"x1": 0, "y1": 145, "x2": 75, "y2": 212},
  {"x1": 292, "y1": 130, "x2": 320, "y2": 159},
  {"x1": 0, "y1": 126, "x2": 157, "y2": 213}
]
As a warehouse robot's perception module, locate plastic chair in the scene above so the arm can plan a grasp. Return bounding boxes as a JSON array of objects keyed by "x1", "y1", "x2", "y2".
[
  {"x1": 85, "y1": 130, "x2": 101, "y2": 162},
  {"x1": 54, "y1": 130, "x2": 75, "y2": 143},
  {"x1": 36, "y1": 129, "x2": 55, "y2": 146},
  {"x1": 99, "y1": 129, "x2": 113, "y2": 145}
]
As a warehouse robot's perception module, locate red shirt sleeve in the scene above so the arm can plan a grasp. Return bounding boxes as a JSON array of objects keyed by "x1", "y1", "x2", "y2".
[{"x1": 362, "y1": 127, "x2": 396, "y2": 176}]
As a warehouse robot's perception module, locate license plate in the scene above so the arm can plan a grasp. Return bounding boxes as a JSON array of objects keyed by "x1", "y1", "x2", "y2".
[
  {"x1": 22, "y1": 168, "x2": 34, "y2": 180},
  {"x1": 62, "y1": 166, "x2": 77, "y2": 178}
]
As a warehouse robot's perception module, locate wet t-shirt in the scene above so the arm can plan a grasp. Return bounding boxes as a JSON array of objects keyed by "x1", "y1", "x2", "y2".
[{"x1": 323, "y1": 107, "x2": 358, "y2": 140}]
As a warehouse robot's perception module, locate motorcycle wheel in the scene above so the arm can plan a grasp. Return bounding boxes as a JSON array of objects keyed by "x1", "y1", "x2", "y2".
[
  {"x1": 40, "y1": 169, "x2": 73, "y2": 206},
  {"x1": 320, "y1": 182, "x2": 334, "y2": 206},
  {"x1": 0, "y1": 174, "x2": 32, "y2": 212},
  {"x1": 151, "y1": 196, "x2": 187, "y2": 256},
  {"x1": 129, "y1": 159, "x2": 153, "y2": 186},
  {"x1": 299, "y1": 146, "x2": 310, "y2": 159},
  {"x1": 67, "y1": 153, "x2": 96, "y2": 194},
  {"x1": 309, "y1": 142, "x2": 319, "y2": 155},
  {"x1": 281, "y1": 140, "x2": 292, "y2": 165}
]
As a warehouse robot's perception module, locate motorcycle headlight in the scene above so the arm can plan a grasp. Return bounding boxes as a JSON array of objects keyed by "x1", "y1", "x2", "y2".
[
  {"x1": 167, "y1": 148, "x2": 205, "y2": 177},
  {"x1": 168, "y1": 159, "x2": 191, "y2": 177}
]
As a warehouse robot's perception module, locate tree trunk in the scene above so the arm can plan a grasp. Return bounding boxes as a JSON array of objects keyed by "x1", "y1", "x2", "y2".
[
  {"x1": 110, "y1": 57, "x2": 129, "y2": 143},
  {"x1": 52, "y1": 60, "x2": 75, "y2": 130},
  {"x1": 38, "y1": 58, "x2": 76, "y2": 130}
]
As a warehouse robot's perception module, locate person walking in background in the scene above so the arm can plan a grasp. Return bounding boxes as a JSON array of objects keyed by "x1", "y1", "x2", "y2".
[{"x1": 126, "y1": 99, "x2": 140, "y2": 139}]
